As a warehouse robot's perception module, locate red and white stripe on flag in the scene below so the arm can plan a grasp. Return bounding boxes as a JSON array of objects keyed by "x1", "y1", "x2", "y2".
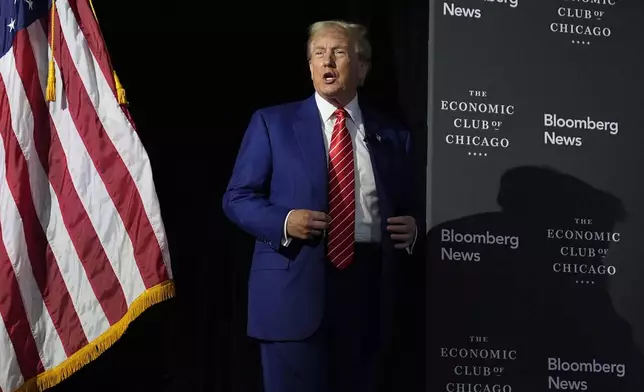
[{"x1": 0, "y1": 1, "x2": 174, "y2": 391}]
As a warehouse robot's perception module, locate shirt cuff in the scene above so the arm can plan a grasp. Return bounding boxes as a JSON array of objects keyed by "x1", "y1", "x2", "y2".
[
  {"x1": 405, "y1": 225, "x2": 418, "y2": 255},
  {"x1": 281, "y1": 210, "x2": 295, "y2": 247}
]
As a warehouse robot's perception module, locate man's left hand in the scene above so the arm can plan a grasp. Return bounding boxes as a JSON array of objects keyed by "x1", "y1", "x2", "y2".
[{"x1": 387, "y1": 216, "x2": 416, "y2": 249}]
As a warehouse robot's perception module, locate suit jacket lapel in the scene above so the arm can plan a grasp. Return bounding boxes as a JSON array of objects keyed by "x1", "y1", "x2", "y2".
[
  {"x1": 293, "y1": 96, "x2": 328, "y2": 206},
  {"x1": 362, "y1": 106, "x2": 394, "y2": 220},
  {"x1": 291, "y1": 97, "x2": 396, "y2": 214}
]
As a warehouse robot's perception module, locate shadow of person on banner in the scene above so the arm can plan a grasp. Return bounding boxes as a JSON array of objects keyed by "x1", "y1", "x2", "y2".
[{"x1": 426, "y1": 165, "x2": 644, "y2": 392}]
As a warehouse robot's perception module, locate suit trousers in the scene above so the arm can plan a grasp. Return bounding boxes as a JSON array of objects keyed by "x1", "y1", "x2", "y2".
[{"x1": 259, "y1": 243, "x2": 384, "y2": 392}]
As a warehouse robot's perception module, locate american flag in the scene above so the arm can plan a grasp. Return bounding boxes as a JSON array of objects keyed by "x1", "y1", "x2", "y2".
[{"x1": 0, "y1": 1, "x2": 174, "y2": 391}]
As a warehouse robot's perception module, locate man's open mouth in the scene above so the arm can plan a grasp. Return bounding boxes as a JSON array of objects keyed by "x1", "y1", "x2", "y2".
[{"x1": 323, "y1": 72, "x2": 337, "y2": 83}]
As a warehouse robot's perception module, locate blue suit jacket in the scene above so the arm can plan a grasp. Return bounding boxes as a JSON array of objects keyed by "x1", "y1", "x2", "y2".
[{"x1": 222, "y1": 94, "x2": 421, "y2": 342}]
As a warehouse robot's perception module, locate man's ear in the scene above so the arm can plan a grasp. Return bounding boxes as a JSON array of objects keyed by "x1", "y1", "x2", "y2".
[{"x1": 358, "y1": 61, "x2": 370, "y2": 87}]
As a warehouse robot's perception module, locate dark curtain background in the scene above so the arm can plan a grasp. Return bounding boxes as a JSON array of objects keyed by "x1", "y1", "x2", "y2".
[{"x1": 50, "y1": 1, "x2": 428, "y2": 391}]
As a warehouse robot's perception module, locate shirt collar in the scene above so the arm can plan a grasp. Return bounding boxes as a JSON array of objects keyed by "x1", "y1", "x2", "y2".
[{"x1": 314, "y1": 92, "x2": 362, "y2": 124}]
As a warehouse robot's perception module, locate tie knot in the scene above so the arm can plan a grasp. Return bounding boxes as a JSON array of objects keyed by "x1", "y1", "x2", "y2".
[{"x1": 334, "y1": 108, "x2": 347, "y2": 121}]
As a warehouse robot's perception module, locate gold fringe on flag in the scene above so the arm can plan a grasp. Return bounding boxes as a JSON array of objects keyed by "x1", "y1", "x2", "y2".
[
  {"x1": 88, "y1": 0, "x2": 128, "y2": 105},
  {"x1": 15, "y1": 280, "x2": 176, "y2": 392}
]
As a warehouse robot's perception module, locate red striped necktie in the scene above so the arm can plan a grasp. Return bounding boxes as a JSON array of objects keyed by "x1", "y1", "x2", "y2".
[{"x1": 327, "y1": 108, "x2": 355, "y2": 270}]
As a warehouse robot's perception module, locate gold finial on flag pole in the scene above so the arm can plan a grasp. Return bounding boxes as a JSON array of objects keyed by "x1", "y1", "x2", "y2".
[{"x1": 46, "y1": 0, "x2": 57, "y2": 102}]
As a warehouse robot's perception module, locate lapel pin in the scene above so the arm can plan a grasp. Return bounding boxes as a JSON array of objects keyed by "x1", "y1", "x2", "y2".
[{"x1": 375, "y1": 134, "x2": 381, "y2": 142}]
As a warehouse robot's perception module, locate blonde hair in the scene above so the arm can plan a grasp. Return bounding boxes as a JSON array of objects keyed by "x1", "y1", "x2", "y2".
[{"x1": 307, "y1": 20, "x2": 372, "y2": 63}]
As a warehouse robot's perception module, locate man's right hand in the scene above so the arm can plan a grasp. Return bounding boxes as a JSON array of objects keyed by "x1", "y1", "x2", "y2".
[{"x1": 286, "y1": 209, "x2": 331, "y2": 240}]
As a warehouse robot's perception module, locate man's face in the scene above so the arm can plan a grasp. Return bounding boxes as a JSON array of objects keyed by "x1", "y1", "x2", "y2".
[{"x1": 308, "y1": 28, "x2": 368, "y2": 105}]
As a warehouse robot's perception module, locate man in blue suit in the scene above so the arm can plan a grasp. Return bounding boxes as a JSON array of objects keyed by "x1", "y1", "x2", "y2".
[{"x1": 223, "y1": 20, "x2": 420, "y2": 392}]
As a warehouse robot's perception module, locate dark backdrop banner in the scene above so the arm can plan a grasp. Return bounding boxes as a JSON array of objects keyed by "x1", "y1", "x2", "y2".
[{"x1": 426, "y1": 0, "x2": 644, "y2": 391}]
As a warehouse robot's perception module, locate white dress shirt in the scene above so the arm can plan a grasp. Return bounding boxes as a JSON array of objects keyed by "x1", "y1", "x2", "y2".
[{"x1": 282, "y1": 93, "x2": 416, "y2": 251}]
